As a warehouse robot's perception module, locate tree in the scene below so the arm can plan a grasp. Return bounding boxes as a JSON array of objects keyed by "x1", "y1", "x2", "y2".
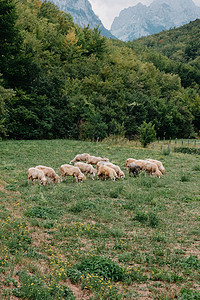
[
  {"x1": 0, "y1": 75, "x2": 15, "y2": 137},
  {"x1": 139, "y1": 121, "x2": 156, "y2": 147},
  {"x1": 0, "y1": 0, "x2": 26, "y2": 87}
]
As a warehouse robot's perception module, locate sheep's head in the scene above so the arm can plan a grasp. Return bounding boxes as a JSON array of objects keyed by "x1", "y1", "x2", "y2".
[
  {"x1": 42, "y1": 177, "x2": 48, "y2": 186},
  {"x1": 78, "y1": 174, "x2": 86, "y2": 182},
  {"x1": 155, "y1": 170, "x2": 162, "y2": 178},
  {"x1": 54, "y1": 174, "x2": 61, "y2": 183},
  {"x1": 119, "y1": 170, "x2": 125, "y2": 179},
  {"x1": 125, "y1": 158, "x2": 135, "y2": 167}
]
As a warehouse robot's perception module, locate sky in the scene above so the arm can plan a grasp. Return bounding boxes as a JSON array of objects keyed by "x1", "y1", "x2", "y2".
[{"x1": 89, "y1": 0, "x2": 200, "y2": 29}]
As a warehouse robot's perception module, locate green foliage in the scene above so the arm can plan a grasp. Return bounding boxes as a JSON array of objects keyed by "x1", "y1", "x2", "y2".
[
  {"x1": 176, "y1": 255, "x2": 200, "y2": 270},
  {"x1": 134, "y1": 210, "x2": 159, "y2": 227},
  {"x1": 0, "y1": 0, "x2": 28, "y2": 87},
  {"x1": 0, "y1": 0, "x2": 199, "y2": 140},
  {"x1": 0, "y1": 77, "x2": 15, "y2": 137},
  {"x1": 139, "y1": 121, "x2": 156, "y2": 147},
  {"x1": 74, "y1": 255, "x2": 125, "y2": 281},
  {"x1": 24, "y1": 205, "x2": 60, "y2": 219},
  {"x1": 0, "y1": 219, "x2": 32, "y2": 254},
  {"x1": 178, "y1": 288, "x2": 200, "y2": 300},
  {"x1": 150, "y1": 268, "x2": 183, "y2": 283},
  {"x1": 174, "y1": 147, "x2": 200, "y2": 155},
  {"x1": 12, "y1": 270, "x2": 75, "y2": 299}
]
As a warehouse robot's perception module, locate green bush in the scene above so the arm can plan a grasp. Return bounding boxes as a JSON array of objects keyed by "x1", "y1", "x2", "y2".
[
  {"x1": 74, "y1": 255, "x2": 125, "y2": 281},
  {"x1": 139, "y1": 121, "x2": 157, "y2": 147},
  {"x1": 178, "y1": 288, "x2": 200, "y2": 299},
  {"x1": 174, "y1": 147, "x2": 200, "y2": 155},
  {"x1": 12, "y1": 270, "x2": 75, "y2": 299}
]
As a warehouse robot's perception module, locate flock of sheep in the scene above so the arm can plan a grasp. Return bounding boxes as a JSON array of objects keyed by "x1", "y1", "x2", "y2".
[{"x1": 27, "y1": 153, "x2": 165, "y2": 186}]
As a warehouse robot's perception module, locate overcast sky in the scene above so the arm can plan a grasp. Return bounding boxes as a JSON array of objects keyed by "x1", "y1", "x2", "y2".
[{"x1": 89, "y1": 0, "x2": 200, "y2": 29}]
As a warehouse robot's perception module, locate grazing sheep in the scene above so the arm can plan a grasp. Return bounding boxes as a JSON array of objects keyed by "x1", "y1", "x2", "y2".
[
  {"x1": 70, "y1": 153, "x2": 90, "y2": 164},
  {"x1": 125, "y1": 158, "x2": 136, "y2": 167},
  {"x1": 128, "y1": 163, "x2": 142, "y2": 177},
  {"x1": 74, "y1": 162, "x2": 97, "y2": 180},
  {"x1": 126, "y1": 158, "x2": 147, "y2": 169},
  {"x1": 35, "y1": 165, "x2": 60, "y2": 183},
  {"x1": 97, "y1": 165, "x2": 118, "y2": 181},
  {"x1": 86, "y1": 155, "x2": 109, "y2": 165},
  {"x1": 97, "y1": 161, "x2": 125, "y2": 179},
  {"x1": 118, "y1": 169, "x2": 125, "y2": 179},
  {"x1": 146, "y1": 159, "x2": 165, "y2": 174},
  {"x1": 60, "y1": 164, "x2": 86, "y2": 182},
  {"x1": 28, "y1": 167, "x2": 47, "y2": 185},
  {"x1": 142, "y1": 161, "x2": 162, "y2": 178}
]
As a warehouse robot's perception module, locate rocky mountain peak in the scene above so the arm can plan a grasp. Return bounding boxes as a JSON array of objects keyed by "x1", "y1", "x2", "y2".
[
  {"x1": 49, "y1": 0, "x2": 116, "y2": 39},
  {"x1": 110, "y1": 0, "x2": 200, "y2": 41}
]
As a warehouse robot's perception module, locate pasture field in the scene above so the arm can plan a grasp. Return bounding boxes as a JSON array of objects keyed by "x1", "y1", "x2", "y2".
[{"x1": 0, "y1": 139, "x2": 200, "y2": 300}]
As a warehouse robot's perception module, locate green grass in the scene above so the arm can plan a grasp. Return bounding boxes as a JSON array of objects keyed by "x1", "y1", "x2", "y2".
[{"x1": 0, "y1": 139, "x2": 200, "y2": 299}]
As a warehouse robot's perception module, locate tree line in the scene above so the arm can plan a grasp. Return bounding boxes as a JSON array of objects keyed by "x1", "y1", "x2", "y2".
[{"x1": 0, "y1": 0, "x2": 200, "y2": 141}]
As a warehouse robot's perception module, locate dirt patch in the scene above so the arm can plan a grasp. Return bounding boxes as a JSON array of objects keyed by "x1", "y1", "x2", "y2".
[
  {"x1": 62, "y1": 279, "x2": 92, "y2": 299},
  {"x1": 185, "y1": 241, "x2": 200, "y2": 259},
  {"x1": 0, "y1": 179, "x2": 8, "y2": 193},
  {"x1": 31, "y1": 228, "x2": 52, "y2": 248}
]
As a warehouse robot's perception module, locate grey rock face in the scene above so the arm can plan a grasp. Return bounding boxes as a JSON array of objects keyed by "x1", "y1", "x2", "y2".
[
  {"x1": 110, "y1": 0, "x2": 200, "y2": 41},
  {"x1": 49, "y1": 0, "x2": 116, "y2": 39}
]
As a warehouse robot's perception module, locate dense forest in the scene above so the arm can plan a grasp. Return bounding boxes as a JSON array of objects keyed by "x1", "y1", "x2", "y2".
[{"x1": 1, "y1": 0, "x2": 200, "y2": 140}]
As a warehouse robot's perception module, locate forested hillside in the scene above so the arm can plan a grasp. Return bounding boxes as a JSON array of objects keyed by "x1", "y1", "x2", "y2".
[{"x1": 1, "y1": 0, "x2": 200, "y2": 140}]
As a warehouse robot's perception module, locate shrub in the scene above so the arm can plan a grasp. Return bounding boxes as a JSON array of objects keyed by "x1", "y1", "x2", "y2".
[
  {"x1": 139, "y1": 121, "x2": 156, "y2": 148},
  {"x1": 24, "y1": 206, "x2": 60, "y2": 219},
  {"x1": 174, "y1": 147, "x2": 200, "y2": 155},
  {"x1": 162, "y1": 147, "x2": 171, "y2": 155},
  {"x1": 134, "y1": 210, "x2": 159, "y2": 227},
  {"x1": 178, "y1": 288, "x2": 200, "y2": 299},
  {"x1": 74, "y1": 255, "x2": 125, "y2": 281},
  {"x1": 12, "y1": 271, "x2": 75, "y2": 299}
]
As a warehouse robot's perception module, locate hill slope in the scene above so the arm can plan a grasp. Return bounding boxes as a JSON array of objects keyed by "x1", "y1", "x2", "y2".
[{"x1": 0, "y1": 0, "x2": 200, "y2": 140}]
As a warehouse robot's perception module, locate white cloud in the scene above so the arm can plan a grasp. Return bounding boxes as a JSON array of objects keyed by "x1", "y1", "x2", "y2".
[{"x1": 89, "y1": 0, "x2": 200, "y2": 29}]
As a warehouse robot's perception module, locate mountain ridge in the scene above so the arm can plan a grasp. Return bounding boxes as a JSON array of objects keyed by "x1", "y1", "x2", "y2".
[
  {"x1": 110, "y1": 0, "x2": 200, "y2": 41},
  {"x1": 49, "y1": 0, "x2": 116, "y2": 39}
]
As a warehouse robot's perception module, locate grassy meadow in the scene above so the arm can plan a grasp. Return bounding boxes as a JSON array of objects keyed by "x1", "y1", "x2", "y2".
[{"x1": 0, "y1": 139, "x2": 200, "y2": 299}]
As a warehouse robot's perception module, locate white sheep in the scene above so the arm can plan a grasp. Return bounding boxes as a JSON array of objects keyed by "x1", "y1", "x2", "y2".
[
  {"x1": 35, "y1": 165, "x2": 60, "y2": 183},
  {"x1": 70, "y1": 153, "x2": 90, "y2": 164},
  {"x1": 97, "y1": 165, "x2": 118, "y2": 181},
  {"x1": 125, "y1": 158, "x2": 147, "y2": 169},
  {"x1": 125, "y1": 158, "x2": 136, "y2": 167},
  {"x1": 28, "y1": 167, "x2": 47, "y2": 185},
  {"x1": 60, "y1": 164, "x2": 86, "y2": 182},
  {"x1": 97, "y1": 161, "x2": 125, "y2": 179},
  {"x1": 86, "y1": 155, "x2": 109, "y2": 165},
  {"x1": 74, "y1": 162, "x2": 97, "y2": 180},
  {"x1": 146, "y1": 159, "x2": 165, "y2": 174},
  {"x1": 142, "y1": 161, "x2": 162, "y2": 178}
]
